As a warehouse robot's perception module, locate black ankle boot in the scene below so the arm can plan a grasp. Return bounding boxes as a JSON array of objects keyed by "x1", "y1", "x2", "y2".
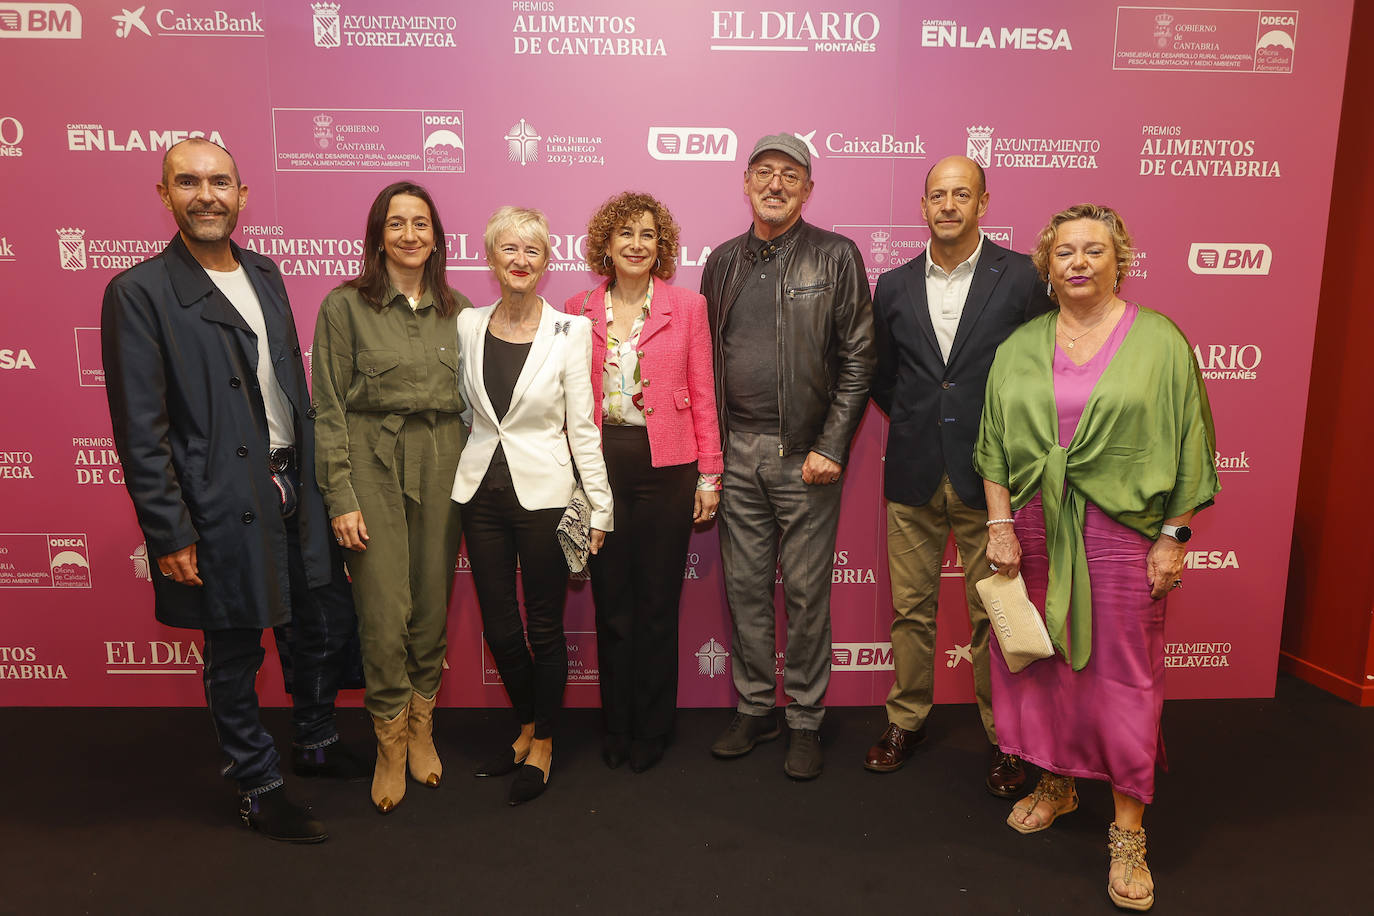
[
  {"x1": 239, "y1": 789, "x2": 328, "y2": 843},
  {"x1": 292, "y1": 742, "x2": 373, "y2": 781}
]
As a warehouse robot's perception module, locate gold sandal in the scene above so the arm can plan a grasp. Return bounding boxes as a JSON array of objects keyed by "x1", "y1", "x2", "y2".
[
  {"x1": 1006, "y1": 773, "x2": 1078, "y2": 834},
  {"x1": 1107, "y1": 823, "x2": 1155, "y2": 911}
]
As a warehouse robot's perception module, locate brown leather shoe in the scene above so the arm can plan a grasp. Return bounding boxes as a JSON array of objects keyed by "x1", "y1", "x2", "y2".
[
  {"x1": 986, "y1": 747, "x2": 1026, "y2": 798},
  {"x1": 863, "y1": 722, "x2": 926, "y2": 773}
]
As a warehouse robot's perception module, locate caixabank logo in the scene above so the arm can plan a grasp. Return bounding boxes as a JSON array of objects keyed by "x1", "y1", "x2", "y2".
[
  {"x1": 111, "y1": 6, "x2": 264, "y2": 39},
  {"x1": 0, "y1": 3, "x2": 81, "y2": 38}
]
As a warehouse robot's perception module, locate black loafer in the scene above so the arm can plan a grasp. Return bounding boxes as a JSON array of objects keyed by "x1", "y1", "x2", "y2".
[
  {"x1": 475, "y1": 747, "x2": 527, "y2": 778},
  {"x1": 508, "y1": 764, "x2": 549, "y2": 805}
]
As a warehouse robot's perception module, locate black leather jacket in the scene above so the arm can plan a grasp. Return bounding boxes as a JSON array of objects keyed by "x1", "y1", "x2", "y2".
[{"x1": 701, "y1": 220, "x2": 875, "y2": 464}]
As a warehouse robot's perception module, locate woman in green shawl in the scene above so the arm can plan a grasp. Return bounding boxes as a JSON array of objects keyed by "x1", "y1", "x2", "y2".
[{"x1": 974, "y1": 204, "x2": 1220, "y2": 912}]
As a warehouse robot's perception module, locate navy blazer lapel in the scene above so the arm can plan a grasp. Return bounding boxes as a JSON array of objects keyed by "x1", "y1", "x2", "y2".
[
  {"x1": 946, "y1": 244, "x2": 1008, "y2": 368},
  {"x1": 902, "y1": 252, "x2": 941, "y2": 361}
]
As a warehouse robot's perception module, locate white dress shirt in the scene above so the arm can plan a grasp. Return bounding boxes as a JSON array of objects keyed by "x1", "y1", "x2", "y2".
[{"x1": 923, "y1": 234, "x2": 985, "y2": 364}]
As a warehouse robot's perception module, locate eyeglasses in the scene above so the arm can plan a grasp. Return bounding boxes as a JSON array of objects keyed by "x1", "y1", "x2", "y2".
[{"x1": 748, "y1": 166, "x2": 806, "y2": 188}]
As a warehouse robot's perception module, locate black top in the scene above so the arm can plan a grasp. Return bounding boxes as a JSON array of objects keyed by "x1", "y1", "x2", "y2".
[
  {"x1": 481, "y1": 328, "x2": 532, "y2": 490},
  {"x1": 721, "y1": 225, "x2": 800, "y2": 432}
]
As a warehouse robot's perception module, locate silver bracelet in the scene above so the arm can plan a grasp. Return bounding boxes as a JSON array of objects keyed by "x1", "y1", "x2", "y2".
[{"x1": 985, "y1": 518, "x2": 1015, "y2": 527}]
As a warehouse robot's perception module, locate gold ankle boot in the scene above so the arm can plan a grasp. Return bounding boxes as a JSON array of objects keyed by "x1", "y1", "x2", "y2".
[
  {"x1": 407, "y1": 689, "x2": 442, "y2": 787},
  {"x1": 371, "y1": 703, "x2": 409, "y2": 814}
]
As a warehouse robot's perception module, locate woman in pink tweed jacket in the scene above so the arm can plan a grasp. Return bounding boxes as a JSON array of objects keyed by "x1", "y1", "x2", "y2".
[{"x1": 564, "y1": 190, "x2": 722, "y2": 774}]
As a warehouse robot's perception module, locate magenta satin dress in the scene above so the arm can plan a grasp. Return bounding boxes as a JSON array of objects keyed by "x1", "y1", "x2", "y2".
[{"x1": 992, "y1": 304, "x2": 1167, "y2": 804}]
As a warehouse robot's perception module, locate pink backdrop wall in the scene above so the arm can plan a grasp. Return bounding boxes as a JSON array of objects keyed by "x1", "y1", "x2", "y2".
[{"x1": 0, "y1": 1, "x2": 1353, "y2": 708}]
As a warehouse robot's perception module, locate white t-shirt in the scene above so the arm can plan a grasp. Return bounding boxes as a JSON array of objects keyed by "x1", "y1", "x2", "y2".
[
  {"x1": 205, "y1": 264, "x2": 296, "y2": 449},
  {"x1": 924, "y1": 234, "x2": 985, "y2": 364}
]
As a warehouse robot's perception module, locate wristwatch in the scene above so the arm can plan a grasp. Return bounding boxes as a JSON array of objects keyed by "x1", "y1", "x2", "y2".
[{"x1": 1160, "y1": 524, "x2": 1193, "y2": 543}]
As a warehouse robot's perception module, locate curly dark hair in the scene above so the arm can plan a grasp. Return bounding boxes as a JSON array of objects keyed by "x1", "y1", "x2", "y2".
[{"x1": 584, "y1": 191, "x2": 680, "y2": 280}]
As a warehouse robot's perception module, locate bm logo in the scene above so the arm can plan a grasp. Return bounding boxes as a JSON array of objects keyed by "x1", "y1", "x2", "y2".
[
  {"x1": 832, "y1": 643, "x2": 894, "y2": 670},
  {"x1": 0, "y1": 3, "x2": 82, "y2": 38},
  {"x1": 648, "y1": 127, "x2": 738, "y2": 161},
  {"x1": 1188, "y1": 243, "x2": 1271, "y2": 276}
]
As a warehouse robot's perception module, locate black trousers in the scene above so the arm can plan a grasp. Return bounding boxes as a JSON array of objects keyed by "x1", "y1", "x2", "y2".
[
  {"x1": 202, "y1": 511, "x2": 356, "y2": 795},
  {"x1": 462, "y1": 480, "x2": 569, "y2": 739},
  {"x1": 588, "y1": 425, "x2": 697, "y2": 741}
]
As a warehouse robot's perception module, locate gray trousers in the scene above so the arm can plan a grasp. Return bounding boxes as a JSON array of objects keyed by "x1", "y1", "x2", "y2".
[{"x1": 719, "y1": 429, "x2": 843, "y2": 730}]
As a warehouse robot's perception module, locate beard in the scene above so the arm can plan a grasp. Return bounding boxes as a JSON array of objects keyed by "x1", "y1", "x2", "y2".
[{"x1": 177, "y1": 209, "x2": 237, "y2": 243}]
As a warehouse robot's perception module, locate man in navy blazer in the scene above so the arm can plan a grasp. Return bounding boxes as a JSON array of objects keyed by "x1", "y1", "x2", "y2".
[{"x1": 866, "y1": 156, "x2": 1052, "y2": 794}]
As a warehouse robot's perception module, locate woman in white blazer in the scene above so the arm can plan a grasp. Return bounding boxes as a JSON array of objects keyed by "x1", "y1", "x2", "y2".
[{"x1": 451, "y1": 206, "x2": 612, "y2": 805}]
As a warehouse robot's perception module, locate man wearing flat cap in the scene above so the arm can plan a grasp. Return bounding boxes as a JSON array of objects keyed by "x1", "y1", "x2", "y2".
[{"x1": 701, "y1": 133, "x2": 875, "y2": 779}]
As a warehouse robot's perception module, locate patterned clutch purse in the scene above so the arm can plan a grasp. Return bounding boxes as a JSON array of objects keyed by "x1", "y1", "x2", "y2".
[{"x1": 556, "y1": 484, "x2": 592, "y2": 573}]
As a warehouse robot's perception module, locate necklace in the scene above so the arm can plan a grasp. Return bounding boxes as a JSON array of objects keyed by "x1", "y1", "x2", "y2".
[{"x1": 1057, "y1": 303, "x2": 1117, "y2": 350}]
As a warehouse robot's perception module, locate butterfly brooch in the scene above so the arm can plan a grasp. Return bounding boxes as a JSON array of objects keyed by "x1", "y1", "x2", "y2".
[{"x1": 554, "y1": 320, "x2": 571, "y2": 336}]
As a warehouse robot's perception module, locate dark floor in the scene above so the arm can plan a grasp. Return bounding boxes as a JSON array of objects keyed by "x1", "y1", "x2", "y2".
[{"x1": 1, "y1": 673, "x2": 1370, "y2": 915}]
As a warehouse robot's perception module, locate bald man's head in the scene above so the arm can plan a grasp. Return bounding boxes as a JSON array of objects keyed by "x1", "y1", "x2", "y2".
[{"x1": 161, "y1": 137, "x2": 239, "y2": 186}]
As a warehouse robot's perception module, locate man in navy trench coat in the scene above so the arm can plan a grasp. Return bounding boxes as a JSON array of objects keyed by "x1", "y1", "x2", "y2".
[{"x1": 101, "y1": 138, "x2": 366, "y2": 842}]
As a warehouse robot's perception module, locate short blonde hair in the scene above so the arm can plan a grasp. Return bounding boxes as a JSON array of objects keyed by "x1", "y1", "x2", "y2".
[
  {"x1": 1031, "y1": 203, "x2": 1135, "y2": 302},
  {"x1": 483, "y1": 206, "x2": 550, "y2": 262}
]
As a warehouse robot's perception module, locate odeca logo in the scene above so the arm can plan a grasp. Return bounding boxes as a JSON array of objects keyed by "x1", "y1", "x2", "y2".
[
  {"x1": 1188, "y1": 243, "x2": 1271, "y2": 276},
  {"x1": 647, "y1": 127, "x2": 737, "y2": 162},
  {"x1": 0, "y1": 2, "x2": 81, "y2": 38}
]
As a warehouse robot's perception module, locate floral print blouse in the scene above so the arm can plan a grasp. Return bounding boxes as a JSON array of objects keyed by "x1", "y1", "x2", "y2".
[{"x1": 602, "y1": 284, "x2": 720, "y2": 492}]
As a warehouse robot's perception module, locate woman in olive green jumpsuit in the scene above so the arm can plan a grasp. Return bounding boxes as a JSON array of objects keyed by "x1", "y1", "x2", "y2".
[{"x1": 312, "y1": 182, "x2": 471, "y2": 813}]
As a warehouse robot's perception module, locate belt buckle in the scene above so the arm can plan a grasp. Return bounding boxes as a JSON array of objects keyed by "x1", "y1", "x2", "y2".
[{"x1": 268, "y1": 447, "x2": 294, "y2": 473}]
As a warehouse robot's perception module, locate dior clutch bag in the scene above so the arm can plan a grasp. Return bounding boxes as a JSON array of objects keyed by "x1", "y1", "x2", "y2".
[{"x1": 976, "y1": 572, "x2": 1055, "y2": 673}]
